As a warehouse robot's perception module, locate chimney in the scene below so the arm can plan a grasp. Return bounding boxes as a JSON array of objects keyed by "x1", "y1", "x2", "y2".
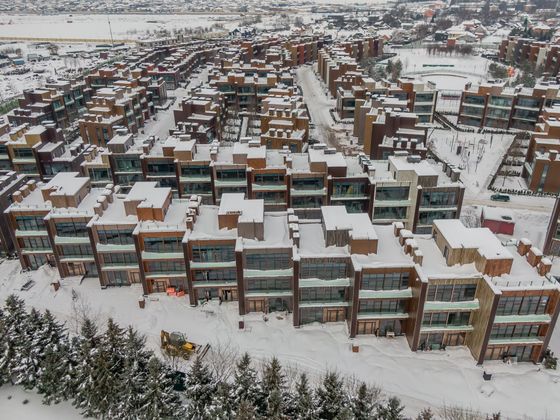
[
  {"x1": 413, "y1": 249, "x2": 423, "y2": 266},
  {"x1": 186, "y1": 216, "x2": 194, "y2": 230},
  {"x1": 393, "y1": 221, "x2": 404, "y2": 237},
  {"x1": 20, "y1": 185, "x2": 30, "y2": 197},
  {"x1": 517, "y1": 238, "x2": 532, "y2": 256},
  {"x1": 538, "y1": 258, "x2": 552, "y2": 276},
  {"x1": 26, "y1": 179, "x2": 37, "y2": 191},
  {"x1": 527, "y1": 246, "x2": 543, "y2": 267},
  {"x1": 102, "y1": 188, "x2": 113, "y2": 203},
  {"x1": 12, "y1": 191, "x2": 22, "y2": 203},
  {"x1": 93, "y1": 202, "x2": 103, "y2": 216},
  {"x1": 550, "y1": 149, "x2": 558, "y2": 161},
  {"x1": 97, "y1": 195, "x2": 108, "y2": 210}
]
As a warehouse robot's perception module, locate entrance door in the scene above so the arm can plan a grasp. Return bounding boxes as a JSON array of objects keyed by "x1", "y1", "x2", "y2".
[
  {"x1": 357, "y1": 320, "x2": 378, "y2": 335},
  {"x1": 67, "y1": 262, "x2": 85, "y2": 276},
  {"x1": 325, "y1": 308, "x2": 345, "y2": 322},
  {"x1": 152, "y1": 279, "x2": 168, "y2": 293},
  {"x1": 248, "y1": 299, "x2": 266, "y2": 313},
  {"x1": 444, "y1": 332, "x2": 465, "y2": 346},
  {"x1": 129, "y1": 271, "x2": 140, "y2": 284}
]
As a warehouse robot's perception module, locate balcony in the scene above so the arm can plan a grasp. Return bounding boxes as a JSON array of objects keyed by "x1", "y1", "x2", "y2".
[
  {"x1": 190, "y1": 260, "x2": 236, "y2": 269},
  {"x1": 357, "y1": 312, "x2": 409, "y2": 320},
  {"x1": 245, "y1": 290, "x2": 293, "y2": 298},
  {"x1": 359, "y1": 288, "x2": 413, "y2": 300},
  {"x1": 488, "y1": 336, "x2": 544, "y2": 346},
  {"x1": 142, "y1": 251, "x2": 184, "y2": 260},
  {"x1": 244, "y1": 268, "x2": 293, "y2": 278},
  {"x1": 493, "y1": 314, "x2": 551, "y2": 324},
  {"x1": 290, "y1": 188, "x2": 326, "y2": 197},
  {"x1": 420, "y1": 324, "x2": 474, "y2": 333},
  {"x1": 423, "y1": 299, "x2": 479, "y2": 312}
]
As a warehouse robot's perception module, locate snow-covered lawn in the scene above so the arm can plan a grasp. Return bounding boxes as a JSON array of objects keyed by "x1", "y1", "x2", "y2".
[
  {"x1": 1, "y1": 260, "x2": 560, "y2": 418},
  {"x1": 0, "y1": 385, "x2": 81, "y2": 420},
  {"x1": 428, "y1": 128, "x2": 515, "y2": 197}
]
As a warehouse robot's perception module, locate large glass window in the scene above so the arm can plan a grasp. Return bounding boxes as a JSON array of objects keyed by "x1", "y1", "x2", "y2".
[
  {"x1": 496, "y1": 295, "x2": 549, "y2": 316},
  {"x1": 15, "y1": 215, "x2": 45, "y2": 231},
  {"x1": 373, "y1": 206, "x2": 407, "y2": 220},
  {"x1": 292, "y1": 177, "x2": 324, "y2": 190},
  {"x1": 181, "y1": 166, "x2": 210, "y2": 177},
  {"x1": 247, "y1": 278, "x2": 290, "y2": 291},
  {"x1": 422, "y1": 311, "x2": 471, "y2": 326},
  {"x1": 97, "y1": 229, "x2": 134, "y2": 245},
  {"x1": 359, "y1": 299, "x2": 406, "y2": 313},
  {"x1": 55, "y1": 221, "x2": 89, "y2": 237},
  {"x1": 245, "y1": 253, "x2": 291, "y2": 270},
  {"x1": 193, "y1": 269, "x2": 236, "y2": 282},
  {"x1": 463, "y1": 95, "x2": 485, "y2": 106},
  {"x1": 254, "y1": 173, "x2": 284, "y2": 184},
  {"x1": 102, "y1": 253, "x2": 137, "y2": 266},
  {"x1": 146, "y1": 260, "x2": 185, "y2": 273},
  {"x1": 490, "y1": 324, "x2": 540, "y2": 339},
  {"x1": 375, "y1": 186, "x2": 409, "y2": 201},
  {"x1": 216, "y1": 169, "x2": 246, "y2": 180},
  {"x1": 144, "y1": 236, "x2": 183, "y2": 253},
  {"x1": 333, "y1": 182, "x2": 366, "y2": 197},
  {"x1": 21, "y1": 237, "x2": 51, "y2": 250},
  {"x1": 191, "y1": 244, "x2": 235, "y2": 262},
  {"x1": 300, "y1": 260, "x2": 348, "y2": 280},
  {"x1": 426, "y1": 283, "x2": 477, "y2": 302},
  {"x1": 362, "y1": 271, "x2": 410, "y2": 290},
  {"x1": 300, "y1": 287, "x2": 346, "y2": 302},
  {"x1": 114, "y1": 156, "x2": 141, "y2": 172}
]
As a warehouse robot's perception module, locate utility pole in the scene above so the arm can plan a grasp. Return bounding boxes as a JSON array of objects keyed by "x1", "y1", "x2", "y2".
[{"x1": 108, "y1": 16, "x2": 114, "y2": 48}]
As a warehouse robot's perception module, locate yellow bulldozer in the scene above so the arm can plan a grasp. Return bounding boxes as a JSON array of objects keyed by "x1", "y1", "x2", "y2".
[{"x1": 160, "y1": 330, "x2": 210, "y2": 360}]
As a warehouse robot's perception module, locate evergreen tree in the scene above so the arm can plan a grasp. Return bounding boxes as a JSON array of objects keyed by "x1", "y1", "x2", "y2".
[
  {"x1": 350, "y1": 382, "x2": 377, "y2": 420},
  {"x1": 13, "y1": 307, "x2": 45, "y2": 388},
  {"x1": 0, "y1": 295, "x2": 28, "y2": 385},
  {"x1": 185, "y1": 356, "x2": 216, "y2": 419},
  {"x1": 137, "y1": 356, "x2": 185, "y2": 419},
  {"x1": 72, "y1": 318, "x2": 102, "y2": 417},
  {"x1": 116, "y1": 326, "x2": 152, "y2": 419},
  {"x1": 233, "y1": 353, "x2": 262, "y2": 409},
  {"x1": 101, "y1": 318, "x2": 127, "y2": 417},
  {"x1": 235, "y1": 398, "x2": 257, "y2": 420},
  {"x1": 205, "y1": 382, "x2": 234, "y2": 420},
  {"x1": 206, "y1": 382, "x2": 235, "y2": 420},
  {"x1": 315, "y1": 371, "x2": 347, "y2": 420},
  {"x1": 36, "y1": 311, "x2": 73, "y2": 404},
  {"x1": 262, "y1": 357, "x2": 287, "y2": 417},
  {"x1": 288, "y1": 373, "x2": 316, "y2": 420},
  {"x1": 377, "y1": 397, "x2": 405, "y2": 420}
]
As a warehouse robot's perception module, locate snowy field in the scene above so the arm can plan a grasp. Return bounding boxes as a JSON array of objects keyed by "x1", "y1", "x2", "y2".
[
  {"x1": 1, "y1": 260, "x2": 560, "y2": 418},
  {"x1": 0, "y1": 385, "x2": 81, "y2": 420},
  {"x1": 0, "y1": 14, "x2": 240, "y2": 40},
  {"x1": 428, "y1": 129, "x2": 515, "y2": 197},
  {"x1": 395, "y1": 48, "x2": 490, "y2": 84}
]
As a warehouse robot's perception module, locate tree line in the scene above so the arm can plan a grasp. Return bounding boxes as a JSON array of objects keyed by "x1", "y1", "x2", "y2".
[{"x1": 0, "y1": 295, "x2": 501, "y2": 419}]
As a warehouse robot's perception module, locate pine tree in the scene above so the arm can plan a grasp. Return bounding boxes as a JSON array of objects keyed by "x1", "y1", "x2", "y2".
[
  {"x1": 14, "y1": 307, "x2": 45, "y2": 389},
  {"x1": 233, "y1": 353, "x2": 262, "y2": 409},
  {"x1": 377, "y1": 396, "x2": 405, "y2": 420},
  {"x1": 185, "y1": 356, "x2": 216, "y2": 419},
  {"x1": 72, "y1": 317, "x2": 102, "y2": 417},
  {"x1": 101, "y1": 318, "x2": 126, "y2": 417},
  {"x1": 0, "y1": 295, "x2": 28, "y2": 385},
  {"x1": 262, "y1": 357, "x2": 287, "y2": 418},
  {"x1": 206, "y1": 382, "x2": 235, "y2": 420},
  {"x1": 116, "y1": 326, "x2": 152, "y2": 419},
  {"x1": 235, "y1": 398, "x2": 257, "y2": 420},
  {"x1": 137, "y1": 356, "x2": 185, "y2": 419},
  {"x1": 315, "y1": 371, "x2": 348, "y2": 420},
  {"x1": 288, "y1": 373, "x2": 316, "y2": 420},
  {"x1": 350, "y1": 382, "x2": 377, "y2": 420},
  {"x1": 36, "y1": 311, "x2": 73, "y2": 404}
]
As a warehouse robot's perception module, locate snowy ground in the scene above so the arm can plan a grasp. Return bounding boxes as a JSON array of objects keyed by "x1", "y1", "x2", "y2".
[
  {"x1": 0, "y1": 14, "x2": 239, "y2": 40},
  {"x1": 1, "y1": 261, "x2": 560, "y2": 418},
  {"x1": 428, "y1": 129, "x2": 515, "y2": 198},
  {"x1": 0, "y1": 385, "x2": 81, "y2": 420}
]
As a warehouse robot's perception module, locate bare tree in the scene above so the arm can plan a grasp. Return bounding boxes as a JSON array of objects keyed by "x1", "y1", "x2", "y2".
[{"x1": 206, "y1": 340, "x2": 239, "y2": 382}]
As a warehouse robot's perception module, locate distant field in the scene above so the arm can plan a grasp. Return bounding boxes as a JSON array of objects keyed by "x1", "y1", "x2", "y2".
[{"x1": 0, "y1": 13, "x2": 240, "y2": 40}]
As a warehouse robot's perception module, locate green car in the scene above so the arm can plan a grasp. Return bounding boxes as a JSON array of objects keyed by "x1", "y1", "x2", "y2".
[{"x1": 490, "y1": 193, "x2": 510, "y2": 202}]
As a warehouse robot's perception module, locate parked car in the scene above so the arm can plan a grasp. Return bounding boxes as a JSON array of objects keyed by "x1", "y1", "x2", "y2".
[{"x1": 490, "y1": 193, "x2": 510, "y2": 202}]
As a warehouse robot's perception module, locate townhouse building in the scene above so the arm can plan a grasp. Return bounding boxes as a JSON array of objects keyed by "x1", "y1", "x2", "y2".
[
  {"x1": 523, "y1": 105, "x2": 560, "y2": 193},
  {"x1": 458, "y1": 81, "x2": 560, "y2": 130},
  {"x1": 498, "y1": 36, "x2": 560, "y2": 76}
]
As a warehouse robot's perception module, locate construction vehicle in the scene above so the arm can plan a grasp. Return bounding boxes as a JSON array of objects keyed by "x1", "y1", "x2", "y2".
[{"x1": 160, "y1": 330, "x2": 210, "y2": 360}]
